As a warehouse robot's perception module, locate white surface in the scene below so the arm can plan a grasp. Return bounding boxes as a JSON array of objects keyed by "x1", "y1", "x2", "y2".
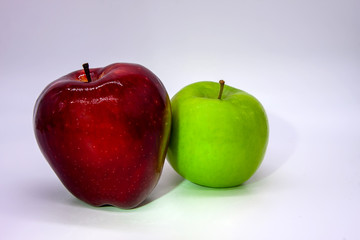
[{"x1": 1, "y1": 0, "x2": 360, "y2": 239}]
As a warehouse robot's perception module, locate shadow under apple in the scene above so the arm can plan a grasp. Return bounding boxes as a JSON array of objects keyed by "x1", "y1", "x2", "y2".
[
  {"x1": 30, "y1": 112, "x2": 295, "y2": 211},
  {"x1": 15, "y1": 112, "x2": 296, "y2": 232},
  {"x1": 95, "y1": 161, "x2": 184, "y2": 210},
  {"x1": 246, "y1": 112, "x2": 298, "y2": 184},
  {"x1": 26, "y1": 160, "x2": 183, "y2": 211},
  {"x1": 138, "y1": 161, "x2": 184, "y2": 207},
  {"x1": 95, "y1": 111, "x2": 298, "y2": 207}
]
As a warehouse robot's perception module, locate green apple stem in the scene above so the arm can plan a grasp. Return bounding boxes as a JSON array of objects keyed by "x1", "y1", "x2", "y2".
[
  {"x1": 82, "y1": 63, "x2": 92, "y2": 83},
  {"x1": 218, "y1": 80, "x2": 225, "y2": 100}
]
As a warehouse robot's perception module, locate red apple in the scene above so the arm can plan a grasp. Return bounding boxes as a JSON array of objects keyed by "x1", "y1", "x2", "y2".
[{"x1": 34, "y1": 63, "x2": 171, "y2": 209}]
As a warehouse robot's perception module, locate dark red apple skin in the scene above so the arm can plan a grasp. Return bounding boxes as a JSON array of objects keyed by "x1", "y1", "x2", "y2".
[{"x1": 34, "y1": 63, "x2": 171, "y2": 209}]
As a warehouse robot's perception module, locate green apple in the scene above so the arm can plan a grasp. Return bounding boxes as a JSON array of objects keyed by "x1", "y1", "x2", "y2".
[{"x1": 167, "y1": 80, "x2": 269, "y2": 187}]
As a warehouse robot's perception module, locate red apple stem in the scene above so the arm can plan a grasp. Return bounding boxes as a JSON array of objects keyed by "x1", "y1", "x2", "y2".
[
  {"x1": 82, "y1": 63, "x2": 92, "y2": 83},
  {"x1": 218, "y1": 80, "x2": 225, "y2": 100}
]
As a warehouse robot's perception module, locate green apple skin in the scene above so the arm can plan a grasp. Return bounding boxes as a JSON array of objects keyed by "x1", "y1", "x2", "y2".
[{"x1": 167, "y1": 81, "x2": 269, "y2": 187}]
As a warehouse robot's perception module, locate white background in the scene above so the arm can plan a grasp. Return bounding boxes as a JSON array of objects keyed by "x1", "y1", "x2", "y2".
[{"x1": 1, "y1": 0, "x2": 359, "y2": 239}]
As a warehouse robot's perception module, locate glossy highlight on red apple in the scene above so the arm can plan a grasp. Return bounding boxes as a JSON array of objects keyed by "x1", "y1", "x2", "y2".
[{"x1": 34, "y1": 63, "x2": 171, "y2": 209}]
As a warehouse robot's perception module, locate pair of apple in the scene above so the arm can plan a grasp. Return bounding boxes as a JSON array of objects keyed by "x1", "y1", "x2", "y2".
[{"x1": 34, "y1": 63, "x2": 268, "y2": 209}]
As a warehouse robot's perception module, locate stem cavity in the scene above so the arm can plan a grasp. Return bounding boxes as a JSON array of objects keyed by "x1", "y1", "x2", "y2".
[
  {"x1": 218, "y1": 80, "x2": 225, "y2": 100},
  {"x1": 82, "y1": 63, "x2": 92, "y2": 83}
]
